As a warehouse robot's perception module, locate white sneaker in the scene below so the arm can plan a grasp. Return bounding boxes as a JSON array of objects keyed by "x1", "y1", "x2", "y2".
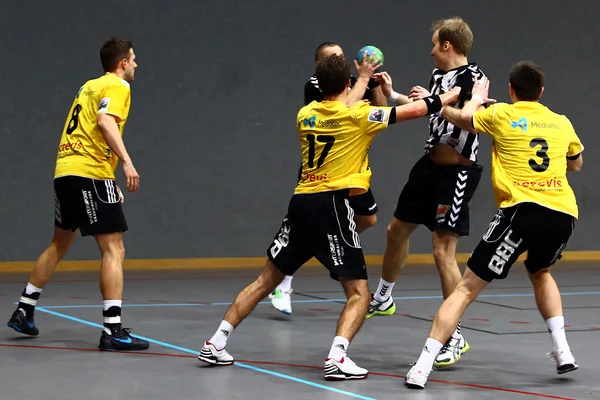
[
  {"x1": 197, "y1": 342, "x2": 234, "y2": 365},
  {"x1": 405, "y1": 364, "x2": 430, "y2": 389},
  {"x1": 434, "y1": 335, "x2": 470, "y2": 368},
  {"x1": 324, "y1": 356, "x2": 368, "y2": 380},
  {"x1": 547, "y1": 349, "x2": 578, "y2": 374},
  {"x1": 269, "y1": 288, "x2": 293, "y2": 315}
]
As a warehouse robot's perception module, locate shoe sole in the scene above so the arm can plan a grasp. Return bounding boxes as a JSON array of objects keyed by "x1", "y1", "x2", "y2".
[
  {"x1": 99, "y1": 344, "x2": 150, "y2": 351},
  {"x1": 324, "y1": 373, "x2": 368, "y2": 381},
  {"x1": 405, "y1": 379, "x2": 426, "y2": 389},
  {"x1": 434, "y1": 341, "x2": 470, "y2": 368},
  {"x1": 198, "y1": 355, "x2": 234, "y2": 366},
  {"x1": 7, "y1": 322, "x2": 39, "y2": 336},
  {"x1": 557, "y1": 364, "x2": 578, "y2": 374},
  {"x1": 365, "y1": 303, "x2": 396, "y2": 319}
]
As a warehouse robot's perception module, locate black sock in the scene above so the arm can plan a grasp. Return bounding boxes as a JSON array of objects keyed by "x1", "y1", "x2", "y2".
[
  {"x1": 103, "y1": 305, "x2": 122, "y2": 334},
  {"x1": 18, "y1": 290, "x2": 41, "y2": 319}
]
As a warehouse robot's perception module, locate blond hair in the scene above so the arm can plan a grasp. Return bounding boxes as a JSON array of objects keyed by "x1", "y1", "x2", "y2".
[{"x1": 432, "y1": 17, "x2": 473, "y2": 56}]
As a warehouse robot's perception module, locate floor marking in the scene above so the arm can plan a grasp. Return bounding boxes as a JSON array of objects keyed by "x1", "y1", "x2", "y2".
[
  {"x1": 30, "y1": 291, "x2": 600, "y2": 310},
  {"x1": 0, "y1": 343, "x2": 576, "y2": 399},
  {"x1": 33, "y1": 307, "x2": 375, "y2": 400}
]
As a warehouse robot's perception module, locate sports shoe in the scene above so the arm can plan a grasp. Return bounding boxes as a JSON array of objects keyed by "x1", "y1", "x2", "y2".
[
  {"x1": 98, "y1": 328, "x2": 150, "y2": 351},
  {"x1": 269, "y1": 288, "x2": 293, "y2": 315},
  {"x1": 324, "y1": 356, "x2": 368, "y2": 380},
  {"x1": 198, "y1": 341, "x2": 234, "y2": 365},
  {"x1": 547, "y1": 349, "x2": 578, "y2": 374},
  {"x1": 365, "y1": 294, "x2": 396, "y2": 319},
  {"x1": 7, "y1": 309, "x2": 39, "y2": 336},
  {"x1": 434, "y1": 335, "x2": 470, "y2": 368},
  {"x1": 405, "y1": 364, "x2": 430, "y2": 389}
]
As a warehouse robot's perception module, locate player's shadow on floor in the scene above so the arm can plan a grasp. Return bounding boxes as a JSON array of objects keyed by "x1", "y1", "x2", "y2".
[{"x1": 4, "y1": 335, "x2": 38, "y2": 342}]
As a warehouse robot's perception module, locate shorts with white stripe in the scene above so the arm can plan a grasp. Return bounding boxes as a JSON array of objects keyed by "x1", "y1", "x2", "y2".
[
  {"x1": 467, "y1": 203, "x2": 575, "y2": 282},
  {"x1": 394, "y1": 154, "x2": 482, "y2": 236},
  {"x1": 53, "y1": 175, "x2": 128, "y2": 237},
  {"x1": 267, "y1": 190, "x2": 367, "y2": 281}
]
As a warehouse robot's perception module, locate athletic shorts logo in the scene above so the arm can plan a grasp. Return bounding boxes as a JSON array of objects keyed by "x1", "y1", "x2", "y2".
[{"x1": 436, "y1": 204, "x2": 450, "y2": 222}]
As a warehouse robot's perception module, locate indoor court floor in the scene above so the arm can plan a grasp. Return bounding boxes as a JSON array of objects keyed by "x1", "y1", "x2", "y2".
[{"x1": 1, "y1": 262, "x2": 599, "y2": 400}]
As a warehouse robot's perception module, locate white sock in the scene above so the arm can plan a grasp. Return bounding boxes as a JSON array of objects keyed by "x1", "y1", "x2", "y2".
[
  {"x1": 452, "y1": 321, "x2": 462, "y2": 339},
  {"x1": 327, "y1": 336, "x2": 349, "y2": 361},
  {"x1": 103, "y1": 300, "x2": 122, "y2": 311},
  {"x1": 103, "y1": 300, "x2": 122, "y2": 334},
  {"x1": 277, "y1": 276, "x2": 293, "y2": 292},
  {"x1": 374, "y1": 278, "x2": 395, "y2": 302},
  {"x1": 25, "y1": 283, "x2": 43, "y2": 296},
  {"x1": 414, "y1": 338, "x2": 444, "y2": 372},
  {"x1": 209, "y1": 320, "x2": 234, "y2": 350},
  {"x1": 546, "y1": 316, "x2": 569, "y2": 351}
]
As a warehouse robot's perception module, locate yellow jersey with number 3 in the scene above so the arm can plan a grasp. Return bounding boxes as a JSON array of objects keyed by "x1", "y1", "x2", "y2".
[
  {"x1": 473, "y1": 101, "x2": 583, "y2": 218},
  {"x1": 54, "y1": 73, "x2": 131, "y2": 180},
  {"x1": 294, "y1": 100, "x2": 393, "y2": 195}
]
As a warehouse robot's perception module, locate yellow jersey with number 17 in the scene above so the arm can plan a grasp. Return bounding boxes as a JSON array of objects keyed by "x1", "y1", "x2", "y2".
[
  {"x1": 473, "y1": 101, "x2": 583, "y2": 218},
  {"x1": 54, "y1": 73, "x2": 131, "y2": 180},
  {"x1": 295, "y1": 100, "x2": 393, "y2": 196}
]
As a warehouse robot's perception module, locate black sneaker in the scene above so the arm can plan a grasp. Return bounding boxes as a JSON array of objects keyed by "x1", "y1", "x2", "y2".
[
  {"x1": 98, "y1": 328, "x2": 150, "y2": 351},
  {"x1": 7, "y1": 309, "x2": 39, "y2": 336}
]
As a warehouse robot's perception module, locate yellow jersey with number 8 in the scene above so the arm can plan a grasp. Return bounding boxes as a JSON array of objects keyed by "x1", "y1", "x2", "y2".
[
  {"x1": 473, "y1": 101, "x2": 583, "y2": 218},
  {"x1": 54, "y1": 73, "x2": 131, "y2": 180},
  {"x1": 295, "y1": 101, "x2": 393, "y2": 195}
]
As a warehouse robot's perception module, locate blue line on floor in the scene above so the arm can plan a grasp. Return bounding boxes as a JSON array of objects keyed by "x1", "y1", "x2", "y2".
[
  {"x1": 35, "y1": 307, "x2": 376, "y2": 400},
  {"x1": 27, "y1": 291, "x2": 600, "y2": 309}
]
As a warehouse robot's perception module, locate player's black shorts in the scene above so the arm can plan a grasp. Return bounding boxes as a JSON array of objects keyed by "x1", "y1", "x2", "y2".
[
  {"x1": 394, "y1": 154, "x2": 482, "y2": 236},
  {"x1": 267, "y1": 190, "x2": 367, "y2": 281},
  {"x1": 54, "y1": 175, "x2": 128, "y2": 237},
  {"x1": 467, "y1": 202, "x2": 575, "y2": 282},
  {"x1": 349, "y1": 188, "x2": 378, "y2": 216}
]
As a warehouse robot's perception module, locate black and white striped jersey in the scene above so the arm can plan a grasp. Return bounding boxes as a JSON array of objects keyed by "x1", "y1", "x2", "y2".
[{"x1": 424, "y1": 62, "x2": 486, "y2": 162}]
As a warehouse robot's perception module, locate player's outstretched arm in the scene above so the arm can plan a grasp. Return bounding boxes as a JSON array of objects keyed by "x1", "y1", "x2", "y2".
[
  {"x1": 393, "y1": 87, "x2": 461, "y2": 122},
  {"x1": 442, "y1": 76, "x2": 496, "y2": 133},
  {"x1": 346, "y1": 50, "x2": 382, "y2": 107},
  {"x1": 372, "y1": 72, "x2": 412, "y2": 105},
  {"x1": 97, "y1": 113, "x2": 140, "y2": 193}
]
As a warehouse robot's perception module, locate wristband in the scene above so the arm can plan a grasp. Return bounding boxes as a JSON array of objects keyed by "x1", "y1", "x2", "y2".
[
  {"x1": 389, "y1": 91, "x2": 400, "y2": 101},
  {"x1": 471, "y1": 94, "x2": 484, "y2": 105},
  {"x1": 423, "y1": 95, "x2": 442, "y2": 114}
]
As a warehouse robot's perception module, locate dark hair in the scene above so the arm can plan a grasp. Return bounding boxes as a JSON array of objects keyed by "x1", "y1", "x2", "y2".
[
  {"x1": 100, "y1": 37, "x2": 133, "y2": 72},
  {"x1": 315, "y1": 54, "x2": 350, "y2": 97},
  {"x1": 314, "y1": 42, "x2": 340, "y2": 62},
  {"x1": 509, "y1": 61, "x2": 545, "y2": 101}
]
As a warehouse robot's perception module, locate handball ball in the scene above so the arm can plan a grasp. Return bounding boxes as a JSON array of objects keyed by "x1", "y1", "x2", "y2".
[{"x1": 356, "y1": 45, "x2": 384, "y2": 72}]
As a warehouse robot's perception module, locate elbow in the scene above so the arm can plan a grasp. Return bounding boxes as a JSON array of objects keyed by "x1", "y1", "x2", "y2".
[{"x1": 568, "y1": 163, "x2": 583, "y2": 172}]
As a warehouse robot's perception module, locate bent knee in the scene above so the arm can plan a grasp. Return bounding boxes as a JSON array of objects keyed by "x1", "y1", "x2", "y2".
[
  {"x1": 432, "y1": 232, "x2": 459, "y2": 266},
  {"x1": 97, "y1": 234, "x2": 125, "y2": 260},
  {"x1": 386, "y1": 218, "x2": 413, "y2": 241},
  {"x1": 356, "y1": 214, "x2": 377, "y2": 233},
  {"x1": 455, "y1": 282, "x2": 478, "y2": 303},
  {"x1": 529, "y1": 267, "x2": 551, "y2": 281}
]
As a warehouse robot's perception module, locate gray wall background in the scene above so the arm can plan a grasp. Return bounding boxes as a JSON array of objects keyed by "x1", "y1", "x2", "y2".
[{"x1": 0, "y1": 0, "x2": 598, "y2": 261}]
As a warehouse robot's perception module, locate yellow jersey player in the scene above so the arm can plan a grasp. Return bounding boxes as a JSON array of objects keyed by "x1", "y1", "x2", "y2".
[
  {"x1": 198, "y1": 54, "x2": 461, "y2": 380},
  {"x1": 406, "y1": 61, "x2": 583, "y2": 389},
  {"x1": 7, "y1": 37, "x2": 149, "y2": 352}
]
